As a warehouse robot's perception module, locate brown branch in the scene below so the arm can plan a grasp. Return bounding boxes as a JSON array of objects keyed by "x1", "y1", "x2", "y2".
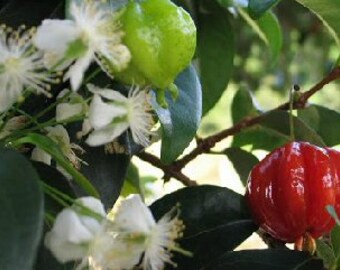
[
  {"x1": 136, "y1": 151, "x2": 198, "y2": 186},
  {"x1": 174, "y1": 67, "x2": 340, "y2": 169},
  {"x1": 138, "y1": 67, "x2": 340, "y2": 186}
]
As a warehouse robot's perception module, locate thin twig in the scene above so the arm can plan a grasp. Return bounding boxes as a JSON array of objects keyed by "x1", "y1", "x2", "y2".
[
  {"x1": 139, "y1": 67, "x2": 340, "y2": 186},
  {"x1": 174, "y1": 67, "x2": 340, "y2": 169},
  {"x1": 136, "y1": 151, "x2": 198, "y2": 186}
]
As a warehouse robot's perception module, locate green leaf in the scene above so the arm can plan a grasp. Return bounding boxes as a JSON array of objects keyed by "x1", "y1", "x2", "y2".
[
  {"x1": 232, "y1": 85, "x2": 260, "y2": 123},
  {"x1": 216, "y1": 0, "x2": 234, "y2": 8},
  {"x1": 0, "y1": 0, "x2": 63, "y2": 26},
  {"x1": 232, "y1": 111, "x2": 325, "y2": 151},
  {"x1": 331, "y1": 225, "x2": 340, "y2": 266},
  {"x1": 232, "y1": 126, "x2": 287, "y2": 151},
  {"x1": 231, "y1": 86, "x2": 281, "y2": 151},
  {"x1": 121, "y1": 162, "x2": 143, "y2": 197},
  {"x1": 78, "y1": 143, "x2": 130, "y2": 209},
  {"x1": 239, "y1": 10, "x2": 282, "y2": 63},
  {"x1": 198, "y1": 7, "x2": 234, "y2": 115},
  {"x1": 298, "y1": 105, "x2": 340, "y2": 146},
  {"x1": 224, "y1": 148, "x2": 259, "y2": 186},
  {"x1": 248, "y1": 0, "x2": 281, "y2": 19},
  {"x1": 153, "y1": 65, "x2": 202, "y2": 164},
  {"x1": 150, "y1": 185, "x2": 257, "y2": 269},
  {"x1": 295, "y1": 0, "x2": 340, "y2": 46},
  {"x1": 32, "y1": 162, "x2": 75, "y2": 215},
  {"x1": 231, "y1": 88, "x2": 325, "y2": 150},
  {"x1": 261, "y1": 111, "x2": 325, "y2": 146},
  {"x1": 202, "y1": 250, "x2": 324, "y2": 270},
  {"x1": 316, "y1": 239, "x2": 335, "y2": 269},
  {"x1": 33, "y1": 163, "x2": 76, "y2": 270},
  {"x1": 0, "y1": 148, "x2": 44, "y2": 270},
  {"x1": 13, "y1": 133, "x2": 99, "y2": 198}
]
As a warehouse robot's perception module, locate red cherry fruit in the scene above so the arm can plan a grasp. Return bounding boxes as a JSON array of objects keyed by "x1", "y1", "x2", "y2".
[{"x1": 245, "y1": 141, "x2": 340, "y2": 243}]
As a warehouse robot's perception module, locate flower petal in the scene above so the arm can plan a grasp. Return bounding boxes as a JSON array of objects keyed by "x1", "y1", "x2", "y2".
[
  {"x1": 87, "y1": 84, "x2": 127, "y2": 102},
  {"x1": 64, "y1": 50, "x2": 94, "y2": 91},
  {"x1": 50, "y1": 209, "x2": 95, "y2": 243},
  {"x1": 44, "y1": 231, "x2": 88, "y2": 263},
  {"x1": 112, "y1": 194, "x2": 155, "y2": 234},
  {"x1": 75, "y1": 197, "x2": 106, "y2": 235},
  {"x1": 34, "y1": 19, "x2": 80, "y2": 55},
  {"x1": 31, "y1": 147, "x2": 52, "y2": 165},
  {"x1": 89, "y1": 229, "x2": 144, "y2": 270},
  {"x1": 56, "y1": 103, "x2": 83, "y2": 122},
  {"x1": 86, "y1": 122, "x2": 129, "y2": 147},
  {"x1": 89, "y1": 94, "x2": 126, "y2": 129}
]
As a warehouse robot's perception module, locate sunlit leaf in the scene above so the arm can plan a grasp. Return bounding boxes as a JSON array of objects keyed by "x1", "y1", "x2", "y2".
[{"x1": 153, "y1": 65, "x2": 202, "y2": 164}]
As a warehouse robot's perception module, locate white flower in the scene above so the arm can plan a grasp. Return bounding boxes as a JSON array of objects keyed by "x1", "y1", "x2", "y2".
[
  {"x1": 0, "y1": 26, "x2": 56, "y2": 112},
  {"x1": 31, "y1": 125, "x2": 85, "y2": 176},
  {"x1": 89, "y1": 195, "x2": 186, "y2": 270},
  {"x1": 56, "y1": 89, "x2": 87, "y2": 122},
  {"x1": 86, "y1": 84, "x2": 154, "y2": 147},
  {"x1": 34, "y1": 1, "x2": 131, "y2": 91},
  {"x1": 45, "y1": 197, "x2": 106, "y2": 263}
]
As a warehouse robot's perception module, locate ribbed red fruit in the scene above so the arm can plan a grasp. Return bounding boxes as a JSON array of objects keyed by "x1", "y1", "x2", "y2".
[{"x1": 246, "y1": 141, "x2": 340, "y2": 243}]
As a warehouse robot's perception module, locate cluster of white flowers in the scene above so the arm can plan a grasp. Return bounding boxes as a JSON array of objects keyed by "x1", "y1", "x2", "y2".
[
  {"x1": 33, "y1": 0, "x2": 131, "y2": 91},
  {"x1": 0, "y1": 25, "x2": 56, "y2": 112},
  {"x1": 46, "y1": 194, "x2": 186, "y2": 270},
  {"x1": 0, "y1": 0, "x2": 154, "y2": 147}
]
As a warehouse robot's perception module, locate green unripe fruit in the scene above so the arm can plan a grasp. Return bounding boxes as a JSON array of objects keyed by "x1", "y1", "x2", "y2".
[{"x1": 116, "y1": 0, "x2": 197, "y2": 90}]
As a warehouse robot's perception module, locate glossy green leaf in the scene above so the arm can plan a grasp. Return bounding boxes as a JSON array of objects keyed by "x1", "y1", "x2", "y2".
[
  {"x1": 248, "y1": 0, "x2": 281, "y2": 19},
  {"x1": 79, "y1": 144, "x2": 130, "y2": 209},
  {"x1": 198, "y1": 7, "x2": 234, "y2": 115},
  {"x1": 203, "y1": 250, "x2": 324, "y2": 270},
  {"x1": 153, "y1": 65, "x2": 202, "y2": 164},
  {"x1": 13, "y1": 133, "x2": 99, "y2": 198},
  {"x1": 151, "y1": 185, "x2": 252, "y2": 234},
  {"x1": 0, "y1": 148, "x2": 44, "y2": 270},
  {"x1": 239, "y1": 10, "x2": 282, "y2": 63},
  {"x1": 295, "y1": 0, "x2": 340, "y2": 46},
  {"x1": 174, "y1": 220, "x2": 257, "y2": 270},
  {"x1": 298, "y1": 105, "x2": 340, "y2": 146},
  {"x1": 150, "y1": 185, "x2": 257, "y2": 269},
  {"x1": 224, "y1": 148, "x2": 259, "y2": 186}
]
